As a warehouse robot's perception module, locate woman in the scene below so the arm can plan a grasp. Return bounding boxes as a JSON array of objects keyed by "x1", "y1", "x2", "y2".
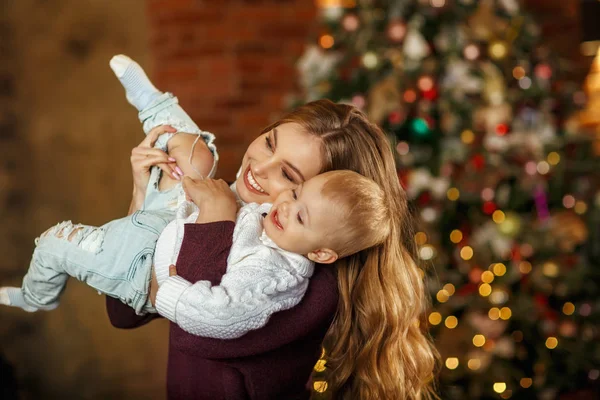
[{"x1": 107, "y1": 99, "x2": 439, "y2": 399}]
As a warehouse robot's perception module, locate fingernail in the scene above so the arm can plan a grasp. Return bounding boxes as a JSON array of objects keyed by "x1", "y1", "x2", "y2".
[
  {"x1": 172, "y1": 172, "x2": 181, "y2": 180},
  {"x1": 175, "y1": 166, "x2": 184, "y2": 176},
  {"x1": 168, "y1": 157, "x2": 176, "y2": 162}
]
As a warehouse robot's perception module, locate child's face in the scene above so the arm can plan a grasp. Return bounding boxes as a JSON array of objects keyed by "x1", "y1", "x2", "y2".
[{"x1": 263, "y1": 173, "x2": 343, "y2": 264}]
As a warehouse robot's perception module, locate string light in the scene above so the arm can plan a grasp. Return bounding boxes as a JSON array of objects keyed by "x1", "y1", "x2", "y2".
[
  {"x1": 493, "y1": 382, "x2": 507, "y2": 394},
  {"x1": 445, "y1": 316, "x2": 458, "y2": 329},
  {"x1": 490, "y1": 289, "x2": 508, "y2": 305},
  {"x1": 445, "y1": 357, "x2": 459, "y2": 370},
  {"x1": 429, "y1": 312, "x2": 442, "y2": 325},
  {"x1": 525, "y1": 161, "x2": 537, "y2": 175},
  {"x1": 461, "y1": 129, "x2": 475, "y2": 144},
  {"x1": 437, "y1": 289, "x2": 450, "y2": 303},
  {"x1": 468, "y1": 358, "x2": 481, "y2": 370},
  {"x1": 519, "y1": 76, "x2": 532, "y2": 89},
  {"x1": 481, "y1": 271, "x2": 495, "y2": 284},
  {"x1": 545, "y1": 337, "x2": 558, "y2": 349},
  {"x1": 547, "y1": 152, "x2": 560, "y2": 165},
  {"x1": 418, "y1": 76, "x2": 434, "y2": 91},
  {"x1": 362, "y1": 52, "x2": 378, "y2": 69},
  {"x1": 575, "y1": 201, "x2": 588, "y2": 215},
  {"x1": 430, "y1": 0, "x2": 446, "y2": 7},
  {"x1": 319, "y1": 34, "x2": 334, "y2": 49},
  {"x1": 460, "y1": 246, "x2": 474, "y2": 260},
  {"x1": 443, "y1": 283, "x2": 456, "y2": 296},
  {"x1": 536, "y1": 161, "x2": 550, "y2": 175},
  {"x1": 396, "y1": 141, "x2": 410, "y2": 155},
  {"x1": 562, "y1": 302, "x2": 575, "y2": 315},
  {"x1": 543, "y1": 262, "x2": 559, "y2": 278},
  {"x1": 513, "y1": 66, "x2": 526, "y2": 80},
  {"x1": 562, "y1": 195, "x2": 576, "y2": 208},
  {"x1": 464, "y1": 44, "x2": 480, "y2": 60},
  {"x1": 481, "y1": 188, "x2": 495, "y2": 201},
  {"x1": 489, "y1": 41, "x2": 508, "y2": 59},
  {"x1": 450, "y1": 229, "x2": 463, "y2": 243},
  {"x1": 473, "y1": 334, "x2": 486, "y2": 347},
  {"x1": 519, "y1": 261, "x2": 532, "y2": 274},
  {"x1": 401, "y1": 90, "x2": 416, "y2": 104},
  {"x1": 500, "y1": 307, "x2": 512, "y2": 320},
  {"x1": 419, "y1": 245, "x2": 435, "y2": 261},
  {"x1": 479, "y1": 283, "x2": 492, "y2": 297},
  {"x1": 415, "y1": 232, "x2": 428, "y2": 245},
  {"x1": 447, "y1": 187, "x2": 460, "y2": 201},
  {"x1": 492, "y1": 210, "x2": 506, "y2": 223},
  {"x1": 493, "y1": 263, "x2": 507, "y2": 276},
  {"x1": 488, "y1": 307, "x2": 500, "y2": 320},
  {"x1": 520, "y1": 378, "x2": 533, "y2": 388}
]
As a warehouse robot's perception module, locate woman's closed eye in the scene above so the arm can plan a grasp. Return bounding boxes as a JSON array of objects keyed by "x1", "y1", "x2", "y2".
[
  {"x1": 265, "y1": 136, "x2": 274, "y2": 151},
  {"x1": 266, "y1": 135, "x2": 295, "y2": 183}
]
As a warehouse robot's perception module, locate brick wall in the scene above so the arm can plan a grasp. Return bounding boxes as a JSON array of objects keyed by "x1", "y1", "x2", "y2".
[{"x1": 145, "y1": 0, "x2": 318, "y2": 181}]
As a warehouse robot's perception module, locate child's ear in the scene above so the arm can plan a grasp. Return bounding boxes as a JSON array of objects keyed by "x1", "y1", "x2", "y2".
[{"x1": 307, "y1": 248, "x2": 339, "y2": 264}]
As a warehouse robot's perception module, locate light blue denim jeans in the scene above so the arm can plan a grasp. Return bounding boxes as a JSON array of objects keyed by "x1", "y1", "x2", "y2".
[{"x1": 20, "y1": 92, "x2": 217, "y2": 314}]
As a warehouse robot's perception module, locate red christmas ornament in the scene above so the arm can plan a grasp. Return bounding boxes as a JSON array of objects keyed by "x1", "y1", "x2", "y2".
[
  {"x1": 496, "y1": 123, "x2": 509, "y2": 136},
  {"x1": 388, "y1": 111, "x2": 404, "y2": 125},
  {"x1": 418, "y1": 191, "x2": 432, "y2": 206},
  {"x1": 471, "y1": 154, "x2": 485, "y2": 170},
  {"x1": 534, "y1": 63, "x2": 552, "y2": 80},
  {"x1": 482, "y1": 201, "x2": 497, "y2": 215},
  {"x1": 422, "y1": 88, "x2": 438, "y2": 100}
]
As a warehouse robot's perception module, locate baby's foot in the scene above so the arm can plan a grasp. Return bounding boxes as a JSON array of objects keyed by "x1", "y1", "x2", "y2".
[
  {"x1": 110, "y1": 54, "x2": 162, "y2": 111},
  {"x1": 0, "y1": 287, "x2": 39, "y2": 312}
]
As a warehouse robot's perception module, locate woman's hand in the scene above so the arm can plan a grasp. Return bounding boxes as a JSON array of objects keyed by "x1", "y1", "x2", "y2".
[
  {"x1": 182, "y1": 177, "x2": 238, "y2": 223},
  {"x1": 130, "y1": 125, "x2": 179, "y2": 195}
]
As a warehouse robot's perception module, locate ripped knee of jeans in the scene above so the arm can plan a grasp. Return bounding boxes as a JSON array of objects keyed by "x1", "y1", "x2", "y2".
[{"x1": 37, "y1": 221, "x2": 105, "y2": 253}]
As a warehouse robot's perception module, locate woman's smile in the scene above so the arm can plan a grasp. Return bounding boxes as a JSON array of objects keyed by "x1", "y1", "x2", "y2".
[{"x1": 243, "y1": 165, "x2": 268, "y2": 195}]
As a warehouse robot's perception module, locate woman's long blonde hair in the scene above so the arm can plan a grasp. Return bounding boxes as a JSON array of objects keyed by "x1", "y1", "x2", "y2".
[{"x1": 264, "y1": 99, "x2": 439, "y2": 399}]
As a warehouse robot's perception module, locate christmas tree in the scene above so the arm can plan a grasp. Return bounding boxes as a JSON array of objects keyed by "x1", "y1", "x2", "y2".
[{"x1": 298, "y1": 1, "x2": 600, "y2": 399}]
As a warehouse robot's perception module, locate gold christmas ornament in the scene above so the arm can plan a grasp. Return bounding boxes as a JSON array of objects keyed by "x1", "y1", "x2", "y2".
[
  {"x1": 549, "y1": 210, "x2": 589, "y2": 252},
  {"x1": 467, "y1": 0, "x2": 508, "y2": 41}
]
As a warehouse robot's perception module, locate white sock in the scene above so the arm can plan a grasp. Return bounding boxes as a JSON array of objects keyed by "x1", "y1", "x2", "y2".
[
  {"x1": 110, "y1": 54, "x2": 162, "y2": 111},
  {"x1": 0, "y1": 287, "x2": 39, "y2": 313}
]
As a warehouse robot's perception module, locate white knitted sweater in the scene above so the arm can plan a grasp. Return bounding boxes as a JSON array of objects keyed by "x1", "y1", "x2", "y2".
[{"x1": 154, "y1": 202, "x2": 315, "y2": 339}]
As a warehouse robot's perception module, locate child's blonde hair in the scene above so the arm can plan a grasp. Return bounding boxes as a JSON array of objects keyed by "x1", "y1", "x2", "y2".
[{"x1": 319, "y1": 170, "x2": 390, "y2": 259}]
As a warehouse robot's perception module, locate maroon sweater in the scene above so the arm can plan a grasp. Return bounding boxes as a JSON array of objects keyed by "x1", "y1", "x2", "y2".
[{"x1": 106, "y1": 221, "x2": 339, "y2": 400}]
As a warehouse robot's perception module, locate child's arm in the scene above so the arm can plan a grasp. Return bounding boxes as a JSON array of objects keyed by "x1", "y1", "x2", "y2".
[
  {"x1": 167, "y1": 133, "x2": 215, "y2": 181},
  {"x1": 155, "y1": 252, "x2": 313, "y2": 339}
]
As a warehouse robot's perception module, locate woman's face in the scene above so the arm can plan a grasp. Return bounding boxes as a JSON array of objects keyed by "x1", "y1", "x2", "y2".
[{"x1": 235, "y1": 122, "x2": 323, "y2": 204}]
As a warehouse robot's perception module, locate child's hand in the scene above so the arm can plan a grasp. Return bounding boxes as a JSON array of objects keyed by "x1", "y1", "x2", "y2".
[{"x1": 182, "y1": 177, "x2": 238, "y2": 223}]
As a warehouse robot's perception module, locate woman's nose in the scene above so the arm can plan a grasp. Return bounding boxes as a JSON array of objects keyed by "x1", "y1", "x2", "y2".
[{"x1": 253, "y1": 157, "x2": 273, "y2": 178}]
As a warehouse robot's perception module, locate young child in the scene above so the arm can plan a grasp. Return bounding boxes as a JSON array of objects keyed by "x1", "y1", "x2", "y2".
[
  {"x1": 0, "y1": 55, "x2": 391, "y2": 339},
  {"x1": 154, "y1": 170, "x2": 390, "y2": 339},
  {"x1": 1, "y1": 169, "x2": 390, "y2": 340}
]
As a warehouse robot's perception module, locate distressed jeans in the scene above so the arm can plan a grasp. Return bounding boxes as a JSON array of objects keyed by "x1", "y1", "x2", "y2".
[{"x1": 20, "y1": 92, "x2": 217, "y2": 314}]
